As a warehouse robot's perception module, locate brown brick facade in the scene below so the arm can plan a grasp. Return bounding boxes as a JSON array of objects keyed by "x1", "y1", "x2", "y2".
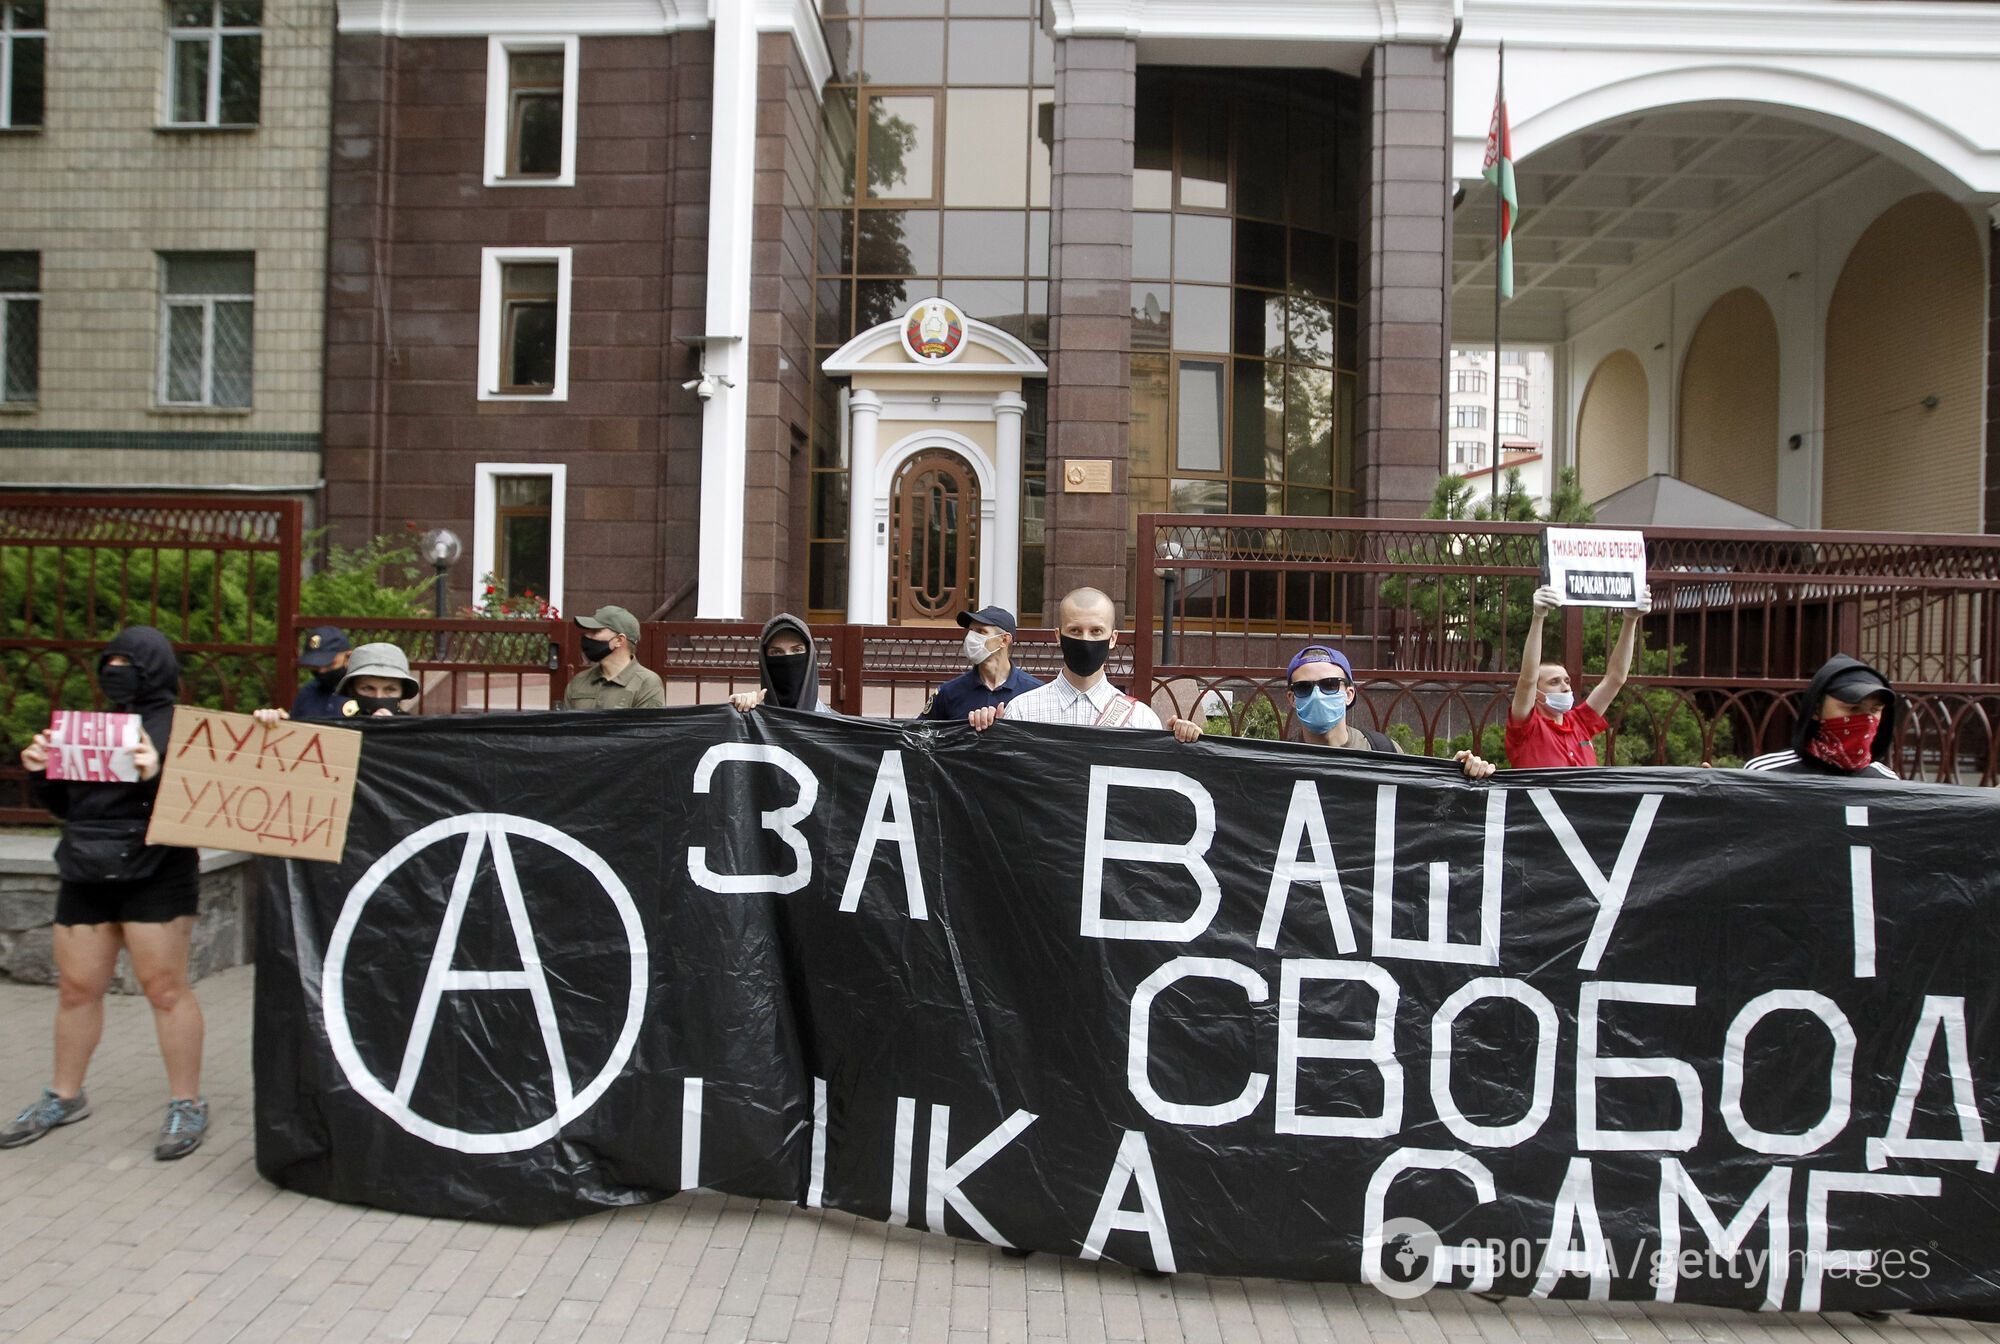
[{"x1": 1987, "y1": 219, "x2": 2000, "y2": 534}]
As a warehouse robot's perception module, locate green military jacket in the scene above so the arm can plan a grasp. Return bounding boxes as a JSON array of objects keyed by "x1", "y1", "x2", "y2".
[{"x1": 561, "y1": 660, "x2": 667, "y2": 710}]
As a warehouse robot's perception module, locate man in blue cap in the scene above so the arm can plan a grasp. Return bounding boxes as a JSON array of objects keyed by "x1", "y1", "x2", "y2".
[
  {"x1": 288, "y1": 626, "x2": 354, "y2": 719},
  {"x1": 1287, "y1": 643, "x2": 1495, "y2": 777},
  {"x1": 920, "y1": 605, "x2": 1042, "y2": 721}
]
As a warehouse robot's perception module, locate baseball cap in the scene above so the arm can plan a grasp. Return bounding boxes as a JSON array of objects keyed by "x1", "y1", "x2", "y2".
[
  {"x1": 1825, "y1": 666, "x2": 1894, "y2": 705},
  {"x1": 956, "y1": 605, "x2": 1018, "y2": 636},
  {"x1": 298, "y1": 626, "x2": 352, "y2": 667},
  {"x1": 1286, "y1": 644, "x2": 1354, "y2": 683},
  {"x1": 576, "y1": 605, "x2": 642, "y2": 645}
]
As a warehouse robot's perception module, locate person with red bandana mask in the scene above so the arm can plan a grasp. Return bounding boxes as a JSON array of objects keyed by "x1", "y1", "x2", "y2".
[{"x1": 1743, "y1": 654, "x2": 1900, "y2": 779}]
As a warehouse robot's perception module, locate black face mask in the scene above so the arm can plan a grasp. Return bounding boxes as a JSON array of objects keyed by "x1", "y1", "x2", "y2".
[
  {"x1": 98, "y1": 664, "x2": 141, "y2": 706},
  {"x1": 313, "y1": 666, "x2": 345, "y2": 692},
  {"x1": 1059, "y1": 635, "x2": 1111, "y2": 678},
  {"x1": 354, "y1": 693, "x2": 404, "y2": 716},
  {"x1": 766, "y1": 651, "x2": 811, "y2": 704},
  {"x1": 580, "y1": 636, "x2": 614, "y2": 663}
]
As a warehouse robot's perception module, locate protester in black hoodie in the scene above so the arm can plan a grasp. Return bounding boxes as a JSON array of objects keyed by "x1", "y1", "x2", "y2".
[
  {"x1": 728, "y1": 613, "x2": 836, "y2": 714},
  {"x1": 1, "y1": 627, "x2": 210, "y2": 1160},
  {"x1": 1744, "y1": 654, "x2": 1900, "y2": 779}
]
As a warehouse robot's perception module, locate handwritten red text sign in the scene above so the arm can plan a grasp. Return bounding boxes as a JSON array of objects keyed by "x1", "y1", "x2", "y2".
[{"x1": 146, "y1": 707, "x2": 363, "y2": 863}]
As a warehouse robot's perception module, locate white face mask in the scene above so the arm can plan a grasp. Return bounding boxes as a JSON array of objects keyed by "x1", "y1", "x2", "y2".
[
  {"x1": 963, "y1": 631, "x2": 999, "y2": 664},
  {"x1": 1543, "y1": 690, "x2": 1575, "y2": 715}
]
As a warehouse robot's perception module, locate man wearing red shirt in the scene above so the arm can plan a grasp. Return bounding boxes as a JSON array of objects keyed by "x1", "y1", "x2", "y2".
[{"x1": 1504, "y1": 583, "x2": 1649, "y2": 768}]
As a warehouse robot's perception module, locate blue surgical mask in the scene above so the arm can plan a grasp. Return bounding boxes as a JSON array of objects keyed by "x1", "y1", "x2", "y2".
[
  {"x1": 1294, "y1": 687, "x2": 1348, "y2": 734},
  {"x1": 1543, "y1": 690, "x2": 1575, "y2": 715}
]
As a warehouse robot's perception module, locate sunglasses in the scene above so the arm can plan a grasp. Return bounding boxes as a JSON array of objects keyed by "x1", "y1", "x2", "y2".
[{"x1": 1289, "y1": 677, "x2": 1352, "y2": 698}]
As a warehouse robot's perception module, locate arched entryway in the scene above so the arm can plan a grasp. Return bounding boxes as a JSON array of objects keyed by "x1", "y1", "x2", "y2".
[
  {"x1": 1576, "y1": 350, "x2": 1649, "y2": 503},
  {"x1": 1677, "y1": 287, "x2": 1780, "y2": 516},
  {"x1": 888, "y1": 448, "x2": 982, "y2": 623}
]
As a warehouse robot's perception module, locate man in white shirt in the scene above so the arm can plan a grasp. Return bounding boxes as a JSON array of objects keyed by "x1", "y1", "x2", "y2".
[{"x1": 969, "y1": 587, "x2": 1202, "y2": 742}]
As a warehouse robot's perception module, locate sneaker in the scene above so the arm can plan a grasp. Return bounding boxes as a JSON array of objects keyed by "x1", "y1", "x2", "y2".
[
  {"x1": 0, "y1": 1088, "x2": 91, "y2": 1149},
  {"x1": 154, "y1": 1097, "x2": 208, "y2": 1161}
]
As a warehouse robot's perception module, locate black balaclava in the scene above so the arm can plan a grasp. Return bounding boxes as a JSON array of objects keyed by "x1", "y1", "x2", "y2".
[
  {"x1": 757, "y1": 613, "x2": 822, "y2": 711},
  {"x1": 98, "y1": 626, "x2": 182, "y2": 753}
]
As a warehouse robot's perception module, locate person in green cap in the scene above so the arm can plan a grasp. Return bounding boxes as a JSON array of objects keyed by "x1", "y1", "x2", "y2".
[{"x1": 562, "y1": 605, "x2": 665, "y2": 710}]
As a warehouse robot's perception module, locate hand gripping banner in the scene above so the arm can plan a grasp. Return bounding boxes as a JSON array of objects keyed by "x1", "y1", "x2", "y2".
[{"x1": 255, "y1": 709, "x2": 2000, "y2": 1313}]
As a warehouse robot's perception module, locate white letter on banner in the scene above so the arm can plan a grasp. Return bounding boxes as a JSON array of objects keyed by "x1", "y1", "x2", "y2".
[
  {"x1": 1531, "y1": 1158, "x2": 1613, "y2": 1301},
  {"x1": 1257, "y1": 780, "x2": 1357, "y2": 953},
  {"x1": 1846, "y1": 807, "x2": 1875, "y2": 978},
  {"x1": 1127, "y1": 957, "x2": 1271, "y2": 1126},
  {"x1": 1867, "y1": 996, "x2": 1999, "y2": 1171},
  {"x1": 1080, "y1": 1130, "x2": 1176, "y2": 1274},
  {"x1": 1655, "y1": 1158, "x2": 1792, "y2": 1309},
  {"x1": 687, "y1": 744, "x2": 820, "y2": 894},
  {"x1": 1527, "y1": 790, "x2": 1661, "y2": 973},
  {"x1": 1721, "y1": 990, "x2": 1855, "y2": 1157},
  {"x1": 1361, "y1": 1149, "x2": 1501, "y2": 1295},
  {"x1": 1576, "y1": 982, "x2": 1702, "y2": 1151},
  {"x1": 889, "y1": 1095, "x2": 916, "y2": 1227},
  {"x1": 1429, "y1": 977, "x2": 1558, "y2": 1148},
  {"x1": 1800, "y1": 1171, "x2": 1941, "y2": 1312},
  {"x1": 926, "y1": 1105, "x2": 1038, "y2": 1247},
  {"x1": 1278, "y1": 960, "x2": 1402, "y2": 1138},
  {"x1": 1369, "y1": 786, "x2": 1504, "y2": 965},
  {"x1": 838, "y1": 751, "x2": 928, "y2": 920},
  {"x1": 1080, "y1": 766, "x2": 1220, "y2": 942}
]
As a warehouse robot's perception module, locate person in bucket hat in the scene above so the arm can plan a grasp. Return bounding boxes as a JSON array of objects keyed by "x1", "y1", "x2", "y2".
[{"x1": 337, "y1": 642, "x2": 421, "y2": 717}]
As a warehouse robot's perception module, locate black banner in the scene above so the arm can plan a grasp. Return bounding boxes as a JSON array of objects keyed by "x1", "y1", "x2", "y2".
[{"x1": 257, "y1": 709, "x2": 2000, "y2": 1313}]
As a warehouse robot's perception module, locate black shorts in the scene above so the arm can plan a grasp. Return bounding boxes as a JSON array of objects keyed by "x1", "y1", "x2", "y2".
[{"x1": 55, "y1": 869, "x2": 199, "y2": 926}]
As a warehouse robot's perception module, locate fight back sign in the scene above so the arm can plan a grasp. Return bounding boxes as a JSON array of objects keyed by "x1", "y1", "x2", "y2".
[
  {"x1": 43, "y1": 711, "x2": 142, "y2": 783},
  {"x1": 147, "y1": 707, "x2": 362, "y2": 862},
  {"x1": 1542, "y1": 526, "x2": 1647, "y2": 606}
]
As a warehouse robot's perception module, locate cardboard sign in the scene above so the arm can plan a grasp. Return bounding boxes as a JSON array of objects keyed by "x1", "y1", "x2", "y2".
[
  {"x1": 1541, "y1": 526, "x2": 1648, "y2": 607},
  {"x1": 146, "y1": 707, "x2": 363, "y2": 863},
  {"x1": 44, "y1": 711, "x2": 143, "y2": 783}
]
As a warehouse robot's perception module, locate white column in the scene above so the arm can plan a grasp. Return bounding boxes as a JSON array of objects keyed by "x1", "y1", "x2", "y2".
[
  {"x1": 695, "y1": 0, "x2": 756, "y2": 619},
  {"x1": 991, "y1": 390, "x2": 1026, "y2": 617},
  {"x1": 846, "y1": 390, "x2": 884, "y2": 623}
]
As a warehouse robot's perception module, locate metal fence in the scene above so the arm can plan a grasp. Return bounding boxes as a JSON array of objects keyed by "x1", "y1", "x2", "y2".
[{"x1": 1133, "y1": 514, "x2": 2000, "y2": 783}]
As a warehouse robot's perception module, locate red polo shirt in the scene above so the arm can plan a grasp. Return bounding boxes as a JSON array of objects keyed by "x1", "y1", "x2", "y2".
[{"x1": 1505, "y1": 702, "x2": 1609, "y2": 768}]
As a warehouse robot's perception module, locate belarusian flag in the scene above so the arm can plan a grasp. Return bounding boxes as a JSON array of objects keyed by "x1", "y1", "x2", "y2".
[{"x1": 1482, "y1": 48, "x2": 1517, "y2": 303}]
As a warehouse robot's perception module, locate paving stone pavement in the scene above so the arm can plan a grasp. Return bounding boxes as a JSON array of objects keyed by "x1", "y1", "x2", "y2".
[{"x1": 3, "y1": 967, "x2": 1999, "y2": 1344}]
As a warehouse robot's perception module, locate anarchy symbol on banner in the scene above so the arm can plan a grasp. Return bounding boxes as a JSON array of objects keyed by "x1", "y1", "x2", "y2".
[{"x1": 321, "y1": 813, "x2": 649, "y2": 1154}]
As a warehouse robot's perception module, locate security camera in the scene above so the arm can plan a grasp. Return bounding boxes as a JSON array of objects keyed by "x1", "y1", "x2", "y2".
[
  {"x1": 694, "y1": 379, "x2": 717, "y2": 401},
  {"x1": 681, "y1": 377, "x2": 703, "y2": 391}
]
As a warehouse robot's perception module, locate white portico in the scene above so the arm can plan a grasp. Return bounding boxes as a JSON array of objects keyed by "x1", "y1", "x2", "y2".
[{"x1": 823, "y1": 302, "x2": 1048, "y2": 625}]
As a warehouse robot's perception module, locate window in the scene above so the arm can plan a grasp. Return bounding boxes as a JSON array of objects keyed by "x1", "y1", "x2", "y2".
[
  {"x1": 166, "y1": 2, "x2": 261, "y2": 127},
  {"x1": 861, "y1": 90, "x2": 938, "y2": 204},
  {"x1": 1501, "y1": 348, "x2": 1527, "y2": 366},
  {"x1": 1499, "y1": 376, "x2": 1528, "y2": 403},
  {"x1": 1453, "y1": 369, "x2": 1486, "y2": 394},
  {"x1": 473, "y1": 463, "x2": 567, "y2": 613},
  {"x1": 1, "y1": 252, "x2": 36, "y2": 404},
  {"x1": 484, "y1": 36, "x2": 577, "y2": 187},
  {"x1": 1, "y1": 3, "x2": 44, "y2": 129},
  {"x1": 1498, "y1": 411, "x2": 1530, "y2": 437},
  {"x1": 1452, "y1": 404, "x2": 1485, "y2": 429},
  {"x1": 158, "y1": 252, "x2": 253, "y2": 407},
  {"x1": 478, "y1": 247, "x2": 571, "y2": 400},
  {"x1": 1452, "y1": 440, "x2": 1484, "y2": 466}
]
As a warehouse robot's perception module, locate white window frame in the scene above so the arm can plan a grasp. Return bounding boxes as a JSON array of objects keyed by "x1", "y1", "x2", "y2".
[
  {"x1": 483, "y1": 35, "x2": 578, "y2": 188},
  {"x1": 1498, "y1": 411, "x2": 1530, "y2": 437},
  {"x1": 1452, "y1": 404, "x2": 1484, "y2": 428},
  {"x1": 1451, "y1": 439, "x2": 1484, "y2": 466},
  {"x1": 478, "y1": 246, "x2": 571, "y2": 401},
  {"x1": 163, "y1": 1, "x2": 261, "y2": 128},
  {"x1": 157, "y1": 256, "x2": 255, "y2": 408},
  {"x1": 473, "y1": 462, "x2": 567, "y2": 614},
  {"x1": 1, "y1": 3, "x2": 48, "y2": 131},
  {"x1": 0, "y1": 254, "x2": 37, "y2": 405}
]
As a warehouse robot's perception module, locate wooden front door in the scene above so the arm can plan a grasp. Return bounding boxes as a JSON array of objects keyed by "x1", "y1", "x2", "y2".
[{"x1": 888, "y1": 449, "x2": 980, "y2": 624}]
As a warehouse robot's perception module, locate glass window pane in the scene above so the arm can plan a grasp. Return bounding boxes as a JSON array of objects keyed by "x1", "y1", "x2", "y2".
[
  {"x1": 1234, "y1": 94, "x2": 1287, "y2": 221},
  {"x1": 820, "y1": 89, "x2": 858, "y2": 206},
  {"x1": 864, "y1": 94, "x2": 935, "y2": 201},
  {"x1": 1132, "y1": 213, "x2": 1170, "y2": 280},
  {"x1": 171, "y1": 38, "x2": 210, "y2": 122},
  {"x1": 943, "y1": 89, "x2": 1028, "y2": 207},
  {"x1": 1031, "y1": 25, "x2": 1053, "y2": 84},
  {"x1": 811, "y1": 470, "x2": 848, "y2": 539},
  {"x1": 13, "y1": 4, "x2": 48, "y2": 27},
  {"x1": 1130, "y1": 352, "x2": 1169, "y2": 479},
  {"x1": 1285, "y1": 366, "x2": 1334, "y2": 486},
  {"x1": 510, "y1": 50, "x2": 562, "y2": 88},
  {"x1": 1024, "y1": 381, "x2": 1046, "y2": 472},
  {"x1": 1235, "y1": 218, "x2": 1285, "y2": 291},
  {"x1": 1171, "y1": 213, "x2": 1229, "y2": 283},
  {"x1": 1287, "y1": 84, "x2": 1336, "y2": 228},
  {"x1": 218, "y1": 34, "x2": 260, "y2": 121},
  {"x1": 1027, "y1": 209, "x2": 1048, "y2": 277},
  {"x1": 1134, "y1": 75, "x2": 1172, "y2": 210},
  {"x1": 1170, "y1": 283, "x2": 1227, "y2": 353},
  {"x1": 169, "y1": 3, "x2": 209, "y2": 27},
  {"x1": 1029, "y1": 92, "x2": 1053, "y2": 208},
  {"x1": 1170, "y1": 478, "x2": 1227, "y2": 513},
  {"x1": 502, "y1": 262, "x2": 557, "y2": 298},
  {"x1": 1289, "y1": 228, "x2": 1336, "y2": 299},
  {"x1": 860, "y1": 20, "x2": 943, "y2": 84},
  {"x1": 10, "y1": 35, "x2": 44, "y2": 127},
  {"x1": 1023, "y1": 280, "x2": 1048, "y2": 349},
  {"x1": 941, "y1": 210, "x2": 1024, "y2": 275},
  {"x1": 0, "y1": 252, "x2": 36, "y2": 289},
  {"x1": 1175, "y1": 360, "x2": 1225, "y2": 473},
  {"x1": 501, "y1": 513, "x2": 551, "y2": 596},
  {"x1": 220, "y1": 1, "x2": 261, "y2": 24},
  {"x1": 165, "y1": 305, "x2": 206, "y2": 403},
  {"x1": 496, "y1": 474, "x2": 553, "y2": 508},
  {"x1": 211, "y1": 300, "x2": 253, "y2": 406},
  {"x1": 947, "y1": 20, "x2": 1028, "y2": 84},
  {"x1": 815, "y1": 278, "x2": 850, "y2": 344},
  {"x1": 513, "y1": 92, "x2": 563, "y2": 175},
  {"x1": 4, "y1": 298, "x2": 39, "y2": 402},
  {"x1": 506, "y1": 302, "x2": 558, "y2": 388},
  {"x1": 1232, "y1": 359, "x2": 1281, "y2": 480},
  {"x1": 1337, "y1": 302, "x2": 1356, "y2": 371},
  {"x1": 856, "y1": 209, "x2": 937, "y2": 275},
  {"x1": 1232, "y1": 290, "x2": 1281, "y2": 359},
  {"x1": 809, "y1": 543, "x2": 848, "y2": 614},
  {"x1": 164, "y1": 252, "x2": 253, "y2": 296},
  {"x1": 1287, "y1": 294, "x2": 1333, "y2": 367},
  {"x1": 855, "y1": 278, "x2": 910, "y2": 330},
  {"x1": 1177, "y1": 96, "x2": 1228, "y2": 210},
  {"x1": 824, "y1": 19, "x2": 859, "y2": 81},
  {"x1": 1231, "y1": 480, "x2": 1278, "y2": 515},
  {"x1": 1131, "y1": 284, "x2": 1169, "y2": 352},
  {"x1": 940, "y1": 279, "x2": 1023, "y2": 329},
  {"x1": 1287, "y1": 487, "x2": 1332, "y2": 517}
]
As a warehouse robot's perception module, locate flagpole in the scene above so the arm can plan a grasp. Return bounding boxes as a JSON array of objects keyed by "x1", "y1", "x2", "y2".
[{"x1": 1491, "y1": 40, "x2": 1504, "y2": 496}]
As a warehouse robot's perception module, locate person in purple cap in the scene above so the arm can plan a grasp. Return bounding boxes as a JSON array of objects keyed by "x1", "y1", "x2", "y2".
[
  {"x1": 1287, "y1": 644, "x2": 1495, "y2": 778},
  {"x1": 920, "y1": 605, "x2": 1043, "y2": 721}
]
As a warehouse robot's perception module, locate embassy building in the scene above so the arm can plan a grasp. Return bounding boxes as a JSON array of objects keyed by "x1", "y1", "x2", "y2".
[{"x1": 305, "y1": 0, "x2": 2000, "y2": 625}]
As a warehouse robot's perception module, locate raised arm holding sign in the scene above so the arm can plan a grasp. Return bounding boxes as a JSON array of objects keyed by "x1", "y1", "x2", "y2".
[{"x1": 1508, "y1": 578, "x2": 1651, "y2": 769}]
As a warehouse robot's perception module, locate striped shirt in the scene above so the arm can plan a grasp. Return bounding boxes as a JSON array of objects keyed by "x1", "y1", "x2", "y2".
[
  {"x1": 1743, "y1": 748, "x2": 1897, "y2": 779},
  {"x1": 1002, "y1": 674, "x2": 1164, "y2": 730}
]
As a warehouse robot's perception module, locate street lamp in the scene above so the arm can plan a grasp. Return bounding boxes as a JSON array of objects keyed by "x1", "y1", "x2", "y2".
[
  {"x1": 420, "y1": 528, "x2": 462, "y2": 618},
  {"x1": 1157, "y1": 538, "x2": 1185, "y2": 666}
]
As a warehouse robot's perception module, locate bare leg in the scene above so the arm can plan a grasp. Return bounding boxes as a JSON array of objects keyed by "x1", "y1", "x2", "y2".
[
  {"x1": 51, "y1": 922, "x2": 123, "y2": 1097},
  {"x1": 123, "y1": 917, "x2": 203, "y2": 1100}
]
